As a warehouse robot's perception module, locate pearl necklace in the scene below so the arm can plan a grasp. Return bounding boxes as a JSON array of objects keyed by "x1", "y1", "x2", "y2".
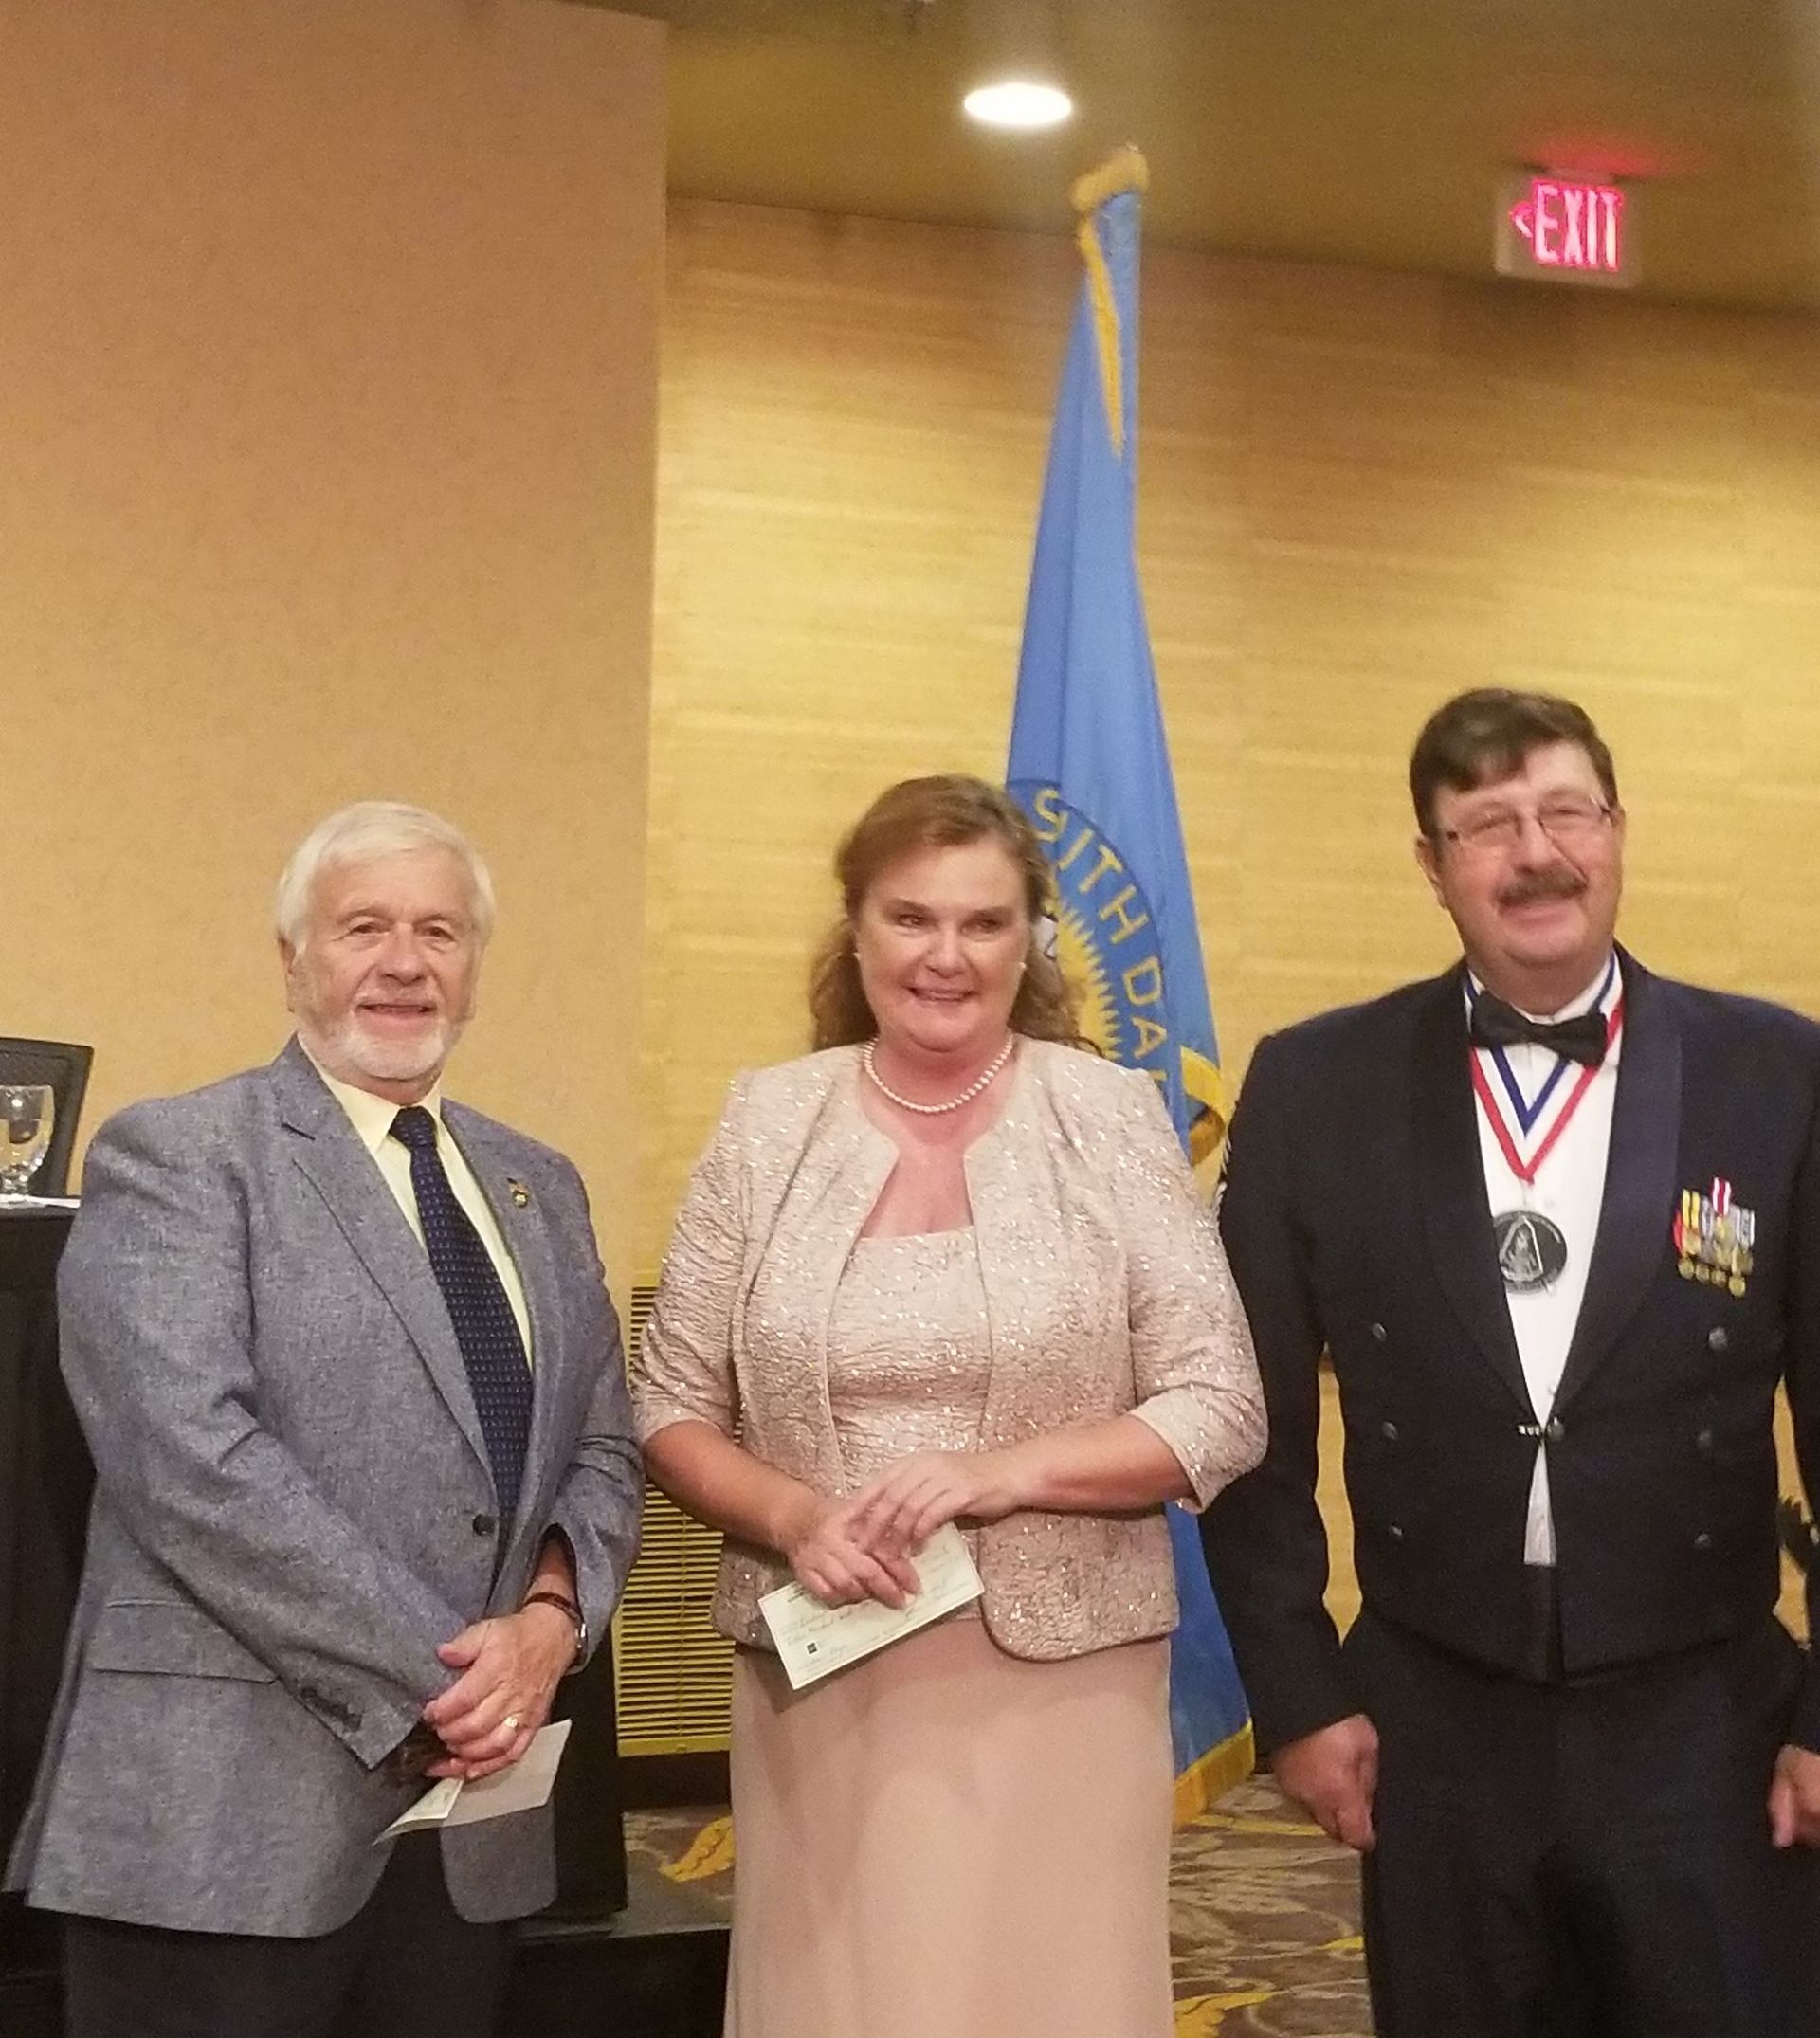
[{"x1": 861, "y1": 1034, "x2": 1016, "y2": 1116}]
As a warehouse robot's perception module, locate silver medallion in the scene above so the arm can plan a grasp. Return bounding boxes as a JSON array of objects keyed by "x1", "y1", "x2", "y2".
[{"x1": 1493, "y1": 1210, "x2": 1569, "y2": 1293}]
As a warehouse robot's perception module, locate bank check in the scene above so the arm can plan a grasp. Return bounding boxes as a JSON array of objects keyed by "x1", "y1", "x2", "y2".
[
  {"x1": 759, "y1": 1523, "x2": 984, "y2": 1689},
  {"x1": 377, "y1": 1719, "x2": 573, "y2": 1841}
]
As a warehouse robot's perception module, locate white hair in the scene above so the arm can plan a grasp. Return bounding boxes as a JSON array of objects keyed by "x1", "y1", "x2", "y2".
[{"x1": 275, "y1": 801, "x2": 496, "y2": 951}]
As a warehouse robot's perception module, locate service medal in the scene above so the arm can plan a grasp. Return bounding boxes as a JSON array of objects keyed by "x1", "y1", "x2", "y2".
[
  {"x1": 1493, "y1": 1209, "x2": 1570, "y2": 1293},
  {"x1": 1672, "y1": 1177, "x2": 1754, "y2": 1297},
  {"x1": 1469, "y1": 974, "x2": 1623, "y2": 1299}
]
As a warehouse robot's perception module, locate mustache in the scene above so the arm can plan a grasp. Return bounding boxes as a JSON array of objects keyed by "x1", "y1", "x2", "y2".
[{"x1": 1499, "y1": 868, "x2": 1586, "y2": 907}]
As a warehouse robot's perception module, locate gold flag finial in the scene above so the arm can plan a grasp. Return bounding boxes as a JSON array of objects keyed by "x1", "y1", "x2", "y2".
[{"x1": 1071, "y1": 146, "x2": 1149, "y2": 216}]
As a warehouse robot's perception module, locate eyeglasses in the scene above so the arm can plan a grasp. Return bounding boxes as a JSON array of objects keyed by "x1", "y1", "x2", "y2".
[{"x1": 1437, "y1": 795, "x2": 1615, "y2": 855}]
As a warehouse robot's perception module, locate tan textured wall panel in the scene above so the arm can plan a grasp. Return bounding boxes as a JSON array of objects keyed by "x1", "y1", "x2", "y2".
[
  {"x1": 647, "y1": 199, "x2": 1820, "y2": 1271},
  {"x1": 1, "y1": 0, "x2": 663, "y2": 1295}
]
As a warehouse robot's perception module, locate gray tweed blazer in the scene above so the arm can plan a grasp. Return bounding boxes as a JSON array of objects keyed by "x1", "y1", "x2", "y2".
[{"x1": 5, "y1": 1039, "x2": 641, "y2": 1936}]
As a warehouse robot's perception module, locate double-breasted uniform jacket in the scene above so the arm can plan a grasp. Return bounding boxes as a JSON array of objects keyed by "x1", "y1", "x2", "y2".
[
  {"x1": 6, "y1": 1039, "x2": 643, "y2": 1937},
  {"x1": 1200, "y1": 951, "x2": 1820, "y2": 1756},
  {"x1": 634, "y1": 1039, "x2": 1265, "y2": 1661}
]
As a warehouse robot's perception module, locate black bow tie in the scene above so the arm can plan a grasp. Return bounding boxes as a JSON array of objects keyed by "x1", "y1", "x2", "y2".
[{"x1": 1469, "y1": 993, "x2": 1609, "y2": 1066}]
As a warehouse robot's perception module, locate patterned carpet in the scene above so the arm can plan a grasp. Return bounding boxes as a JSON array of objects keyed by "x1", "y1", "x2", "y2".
[
  {"x1": 1167, "y1": 1778, "x2": 1368, "y2": 2035},
  {"x1": 626, "y1": 1772, "x2": 1370, "y2": 2037}
]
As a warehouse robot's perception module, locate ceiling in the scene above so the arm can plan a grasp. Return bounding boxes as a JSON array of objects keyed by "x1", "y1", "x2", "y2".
[{"x1": 599, "y1": 0, "x2": 1820, "y2": 310}]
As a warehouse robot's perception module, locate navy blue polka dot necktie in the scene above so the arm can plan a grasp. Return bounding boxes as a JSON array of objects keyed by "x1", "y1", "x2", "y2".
[{"x1": 390, "y1": 1105, "x2": 532, "y2": 1522}]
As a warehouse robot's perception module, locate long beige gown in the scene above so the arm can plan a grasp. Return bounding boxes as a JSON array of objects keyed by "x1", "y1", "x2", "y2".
[{"x1": 723, "y1": 1228, "x2": 1175, "y2": 2038}]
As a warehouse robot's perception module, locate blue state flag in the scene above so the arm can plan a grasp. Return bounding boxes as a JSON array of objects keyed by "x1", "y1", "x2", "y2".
[{"x1": 1006, "y1": 148, "x2": 1250, "y2": 1819}]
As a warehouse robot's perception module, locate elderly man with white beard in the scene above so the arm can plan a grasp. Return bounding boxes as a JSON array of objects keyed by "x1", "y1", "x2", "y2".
[{"x1": 8, "y1": 800, "x2": 641, "y2": 2038}]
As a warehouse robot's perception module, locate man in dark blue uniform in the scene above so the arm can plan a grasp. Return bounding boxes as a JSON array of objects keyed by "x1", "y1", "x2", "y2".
[{"x1": 1202, "y1": 689, "x2": 1820, "y2": 2036}]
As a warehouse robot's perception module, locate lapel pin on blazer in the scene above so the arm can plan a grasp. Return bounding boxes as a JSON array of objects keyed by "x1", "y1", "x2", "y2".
[
  {"x1": 506, "y1": 1177, "x2": 532, "y2": 1209},
  {"x1": 1672, "y1": 1176, "x2": 1754, "y2": 1296}
]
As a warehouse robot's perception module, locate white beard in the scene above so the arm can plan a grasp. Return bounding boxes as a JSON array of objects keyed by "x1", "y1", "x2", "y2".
[{"x1": 307, "y1": 1010, "x2": 465, "y2": 1089}]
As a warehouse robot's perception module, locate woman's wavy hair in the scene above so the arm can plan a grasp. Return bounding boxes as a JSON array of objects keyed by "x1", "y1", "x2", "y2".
[{"x1": 808, "y1": 774, "x2": 1085, "y2": 1052}]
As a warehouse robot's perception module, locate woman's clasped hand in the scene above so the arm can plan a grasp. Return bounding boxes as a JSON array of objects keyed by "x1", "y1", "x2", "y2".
[
  {"x1": 778, "y1": 1485, "x2": 920, "y2": 1608},
  {"x1": 785, "y1": 1447, "x2": 1029, "y2": 1604}
]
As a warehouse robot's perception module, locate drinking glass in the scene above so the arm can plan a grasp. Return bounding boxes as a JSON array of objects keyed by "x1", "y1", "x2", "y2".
[{"x1": 0, "y1": 1084, "x2": 54, "y2": 1196}]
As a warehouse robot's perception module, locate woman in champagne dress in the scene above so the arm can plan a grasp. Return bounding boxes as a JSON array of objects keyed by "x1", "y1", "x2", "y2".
[{"x1": 633, "y1": 774, "x2": 1265, "y2": 2038}]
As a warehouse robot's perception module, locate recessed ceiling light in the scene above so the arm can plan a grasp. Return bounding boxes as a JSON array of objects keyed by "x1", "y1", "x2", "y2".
[{"x1": 962, "y1": 81, "x2": 1073, "y2": 131}]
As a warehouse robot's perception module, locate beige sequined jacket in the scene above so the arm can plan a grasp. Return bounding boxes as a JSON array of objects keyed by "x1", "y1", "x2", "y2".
[{"x1": 633, "y1": 1040, "x2": 1265, "y2": 1661}]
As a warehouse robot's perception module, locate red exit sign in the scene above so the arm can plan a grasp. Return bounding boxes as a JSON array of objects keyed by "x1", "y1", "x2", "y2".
[{"x1": 1496, "y1": 172, "x2": 1636, "y2": 289}]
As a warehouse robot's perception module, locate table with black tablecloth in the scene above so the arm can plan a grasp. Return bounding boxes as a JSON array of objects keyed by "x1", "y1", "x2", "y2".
[{"x1": 0, "y1": 1206, "x2": 84, "y2": 2019}]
